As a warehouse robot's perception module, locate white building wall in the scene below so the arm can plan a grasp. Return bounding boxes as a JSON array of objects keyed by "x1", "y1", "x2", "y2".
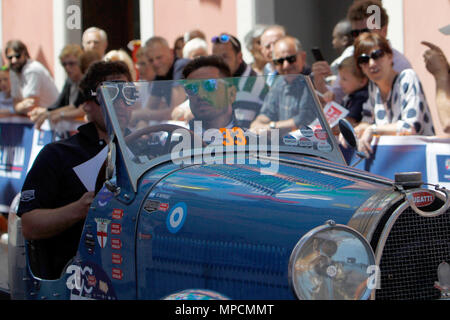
[
  {"x1": 236, "y1": 0, "x2": 256, "y2": 64},
  {"x1": 383, "y1": 0, "x2": 404, "y2": 53},
  {"x1": 139, "y1": 0, "x2": 154, "y2": 43}
]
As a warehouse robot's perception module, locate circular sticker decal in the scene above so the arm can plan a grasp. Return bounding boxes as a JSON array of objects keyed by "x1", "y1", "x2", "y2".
[
  {"x1": 300, "y1": 125, "x2": 314, "y2": 138},
  {"x1": 314, "y1": 128, "x2": 328, "y2": 141},
  {"x1": 166, "y1": 202, "x2": 187, "y2": 234},
  {"x1": 299, "y1": 137, "x2": 313, "y2": 148},
  {"x1": 283, "y1": 134, "x2": 298, "y2": 146},
  {"x1": 317, "y1": 141, "x2": 332, "y2": 152}
]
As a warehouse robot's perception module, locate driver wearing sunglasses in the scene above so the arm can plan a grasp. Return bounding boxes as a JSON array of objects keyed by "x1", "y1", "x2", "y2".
[{"x1": 182, "y1": 56, "x2": 237, "y2": 132}]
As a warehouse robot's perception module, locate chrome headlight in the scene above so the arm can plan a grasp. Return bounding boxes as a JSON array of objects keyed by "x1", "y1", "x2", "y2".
[{"x1": 289, "y1": 221, "x2": 376, "y2": 300}]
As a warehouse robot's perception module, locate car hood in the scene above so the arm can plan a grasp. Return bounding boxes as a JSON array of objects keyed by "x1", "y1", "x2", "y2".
[{"x1": 140, "y1": 154, "x2": 393, "y2": 245}]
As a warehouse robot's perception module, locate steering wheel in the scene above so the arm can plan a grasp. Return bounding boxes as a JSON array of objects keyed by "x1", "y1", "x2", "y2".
[{"x1": 124, "y1": 123, "x2": 204, "y2": 158}]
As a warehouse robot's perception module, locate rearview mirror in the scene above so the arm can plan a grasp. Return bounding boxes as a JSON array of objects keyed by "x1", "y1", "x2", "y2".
[
  {"x1": 339, "y1": 119, "x2": 357, "y2": 149},
  {"x1": 338, "y1": 119, "x2": 368, "y2": 167}
]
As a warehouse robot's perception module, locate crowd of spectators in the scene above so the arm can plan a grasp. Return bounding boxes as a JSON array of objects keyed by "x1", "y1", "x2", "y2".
[{"x1": 0, "y1": 0, "x2": 448, "y2": 146}]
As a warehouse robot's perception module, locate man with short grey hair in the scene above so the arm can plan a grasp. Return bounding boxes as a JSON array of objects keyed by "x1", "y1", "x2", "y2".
[
  {"x1": 130, "y1": 36, "x2": 189, "y2": 122},
  {"x1": 145, "y1": 36, "x2": 188, "y2": 81},
  {"x1": 82, "y1": 27, "x2": 108, "y2": 57}
]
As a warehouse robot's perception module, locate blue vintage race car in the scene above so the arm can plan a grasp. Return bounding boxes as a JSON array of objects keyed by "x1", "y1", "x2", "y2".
[{"x1": 7, "y1": 74, "x2": 450, "y2": 300}]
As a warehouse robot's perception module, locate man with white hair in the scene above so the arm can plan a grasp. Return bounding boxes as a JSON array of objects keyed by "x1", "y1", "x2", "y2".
[
  {"x1": 82, "y1": 27, "x2": 108, "y2": 57},
  {"x1": 183, "y1": 38, "x2": 208, "y2": 60}
]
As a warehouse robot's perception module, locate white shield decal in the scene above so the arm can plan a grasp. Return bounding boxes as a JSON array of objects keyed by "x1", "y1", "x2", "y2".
[{"x1": 95, "y1": 218, "x2": 111, "y2": 248}]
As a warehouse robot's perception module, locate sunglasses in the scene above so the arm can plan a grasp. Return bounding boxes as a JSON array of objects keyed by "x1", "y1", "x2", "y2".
[
  {"x1": 6, "y1": 53, "x2": 21, "y2": 60},
  {"x1": 211, "y1": 34, "x2": 240, "y2": 51},
  {"x1": 183, "y1": 79, "x2": 228, "y2": 96},
  {"x1": 350, "y1": 28, "x2": 370, "y2": 38},
  {"x1": 62, "y1": 61, "x2": 78, "y2": 67},
  {"x1": 273, "y1": 54, "x2": 297, "y2": 66},
  {"x1": 93, "y1": 83, "x2": 139, "y2": 106},
  {"x1": 357, "y1": 49, "x2": 385, "y2": 66}
]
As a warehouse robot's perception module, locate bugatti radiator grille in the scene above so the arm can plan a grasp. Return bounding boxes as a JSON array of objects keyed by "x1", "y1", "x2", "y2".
[{"x1": 375, "y1": 206, "x2": 450, "y2": 300}]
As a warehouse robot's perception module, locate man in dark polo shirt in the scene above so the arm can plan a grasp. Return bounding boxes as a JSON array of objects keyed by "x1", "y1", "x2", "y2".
[
  {"x1": 17, "y1": 61, "x2": 132, "y2": 279},
  {"x1": 137, "y1": 36, "x2": 190, "y2": 123}
]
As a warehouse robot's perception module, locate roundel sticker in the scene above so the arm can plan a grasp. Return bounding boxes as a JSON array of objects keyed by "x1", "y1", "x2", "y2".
[{"x1": 166, "y1": 202, "x2": 187, "y2": 234}]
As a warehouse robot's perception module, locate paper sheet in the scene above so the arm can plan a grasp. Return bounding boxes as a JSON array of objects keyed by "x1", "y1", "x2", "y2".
[{"x1": 73, "y1": 146, "x2": 108, "y2": 191}]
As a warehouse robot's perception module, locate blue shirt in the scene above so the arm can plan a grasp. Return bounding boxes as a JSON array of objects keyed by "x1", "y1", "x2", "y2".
[{"x1": 259, "y1": 75, "x2": 317, "y2": 128}]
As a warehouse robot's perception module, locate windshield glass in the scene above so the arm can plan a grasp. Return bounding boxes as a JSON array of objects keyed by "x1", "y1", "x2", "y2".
[{"x1": 99, "y1": 74, "x2": 344, "y2": 189}]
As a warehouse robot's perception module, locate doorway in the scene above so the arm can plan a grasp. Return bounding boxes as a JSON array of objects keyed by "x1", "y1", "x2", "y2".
[{"x1": 82, "y1": 0, "x2": 141, "y2": 53}]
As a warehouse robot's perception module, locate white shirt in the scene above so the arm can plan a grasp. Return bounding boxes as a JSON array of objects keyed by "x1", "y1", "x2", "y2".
[
  {"x1": 10, "y1": 59, "x2": 59, "y2": 108},
  {"x1": 361, "y1": 69, "x2": 435, "y2": 136}
]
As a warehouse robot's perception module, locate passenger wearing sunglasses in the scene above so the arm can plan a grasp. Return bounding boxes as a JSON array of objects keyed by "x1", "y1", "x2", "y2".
[
  {"x1": 5, "y1": 40, "x2": 59, "y2": 115},
  {"x1": 250, "y1": 36, "x2": 315, "y2": 136},
  {"x1": 17, "y1": 61, "x2": 132, "y2": 280},
  {"x1": 354, "y1": 33, "x2": 434, "y2": 157},
  {"x1": 313, "y1": 0, "x2": 411, "y2": 105},
  {"x1": 29, "y1": 44, "x2": 86, "y2": 130}
]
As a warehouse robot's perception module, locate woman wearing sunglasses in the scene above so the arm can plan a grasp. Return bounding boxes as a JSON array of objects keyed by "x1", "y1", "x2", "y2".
[{"x1": 354, "y1": 33, "x2": 435, "y2": 157}]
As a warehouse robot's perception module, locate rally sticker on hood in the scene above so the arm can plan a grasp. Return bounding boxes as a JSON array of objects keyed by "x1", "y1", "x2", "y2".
[
  {"x1": 412, "y1": 191, "x2": 435, "y2": 207},
  {"x1": 167, "y1": 202, "x2": 187, "y2": 234},
  {"x1": 283, "y1": 135, "x2": 298, "y2": 146}
]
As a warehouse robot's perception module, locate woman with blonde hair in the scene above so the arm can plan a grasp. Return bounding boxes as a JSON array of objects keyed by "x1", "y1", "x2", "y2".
[
  {"x1": 103, "y1": 49, "x2": 137, "y2": 81},
  {"x1": 29, "y1": 44, "x2": 86, "y2": 129}
]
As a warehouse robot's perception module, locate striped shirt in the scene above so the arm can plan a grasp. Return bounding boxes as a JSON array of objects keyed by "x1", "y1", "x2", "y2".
[{"x1": 231, "y1": 62, "x2": 269, "y2": 130}]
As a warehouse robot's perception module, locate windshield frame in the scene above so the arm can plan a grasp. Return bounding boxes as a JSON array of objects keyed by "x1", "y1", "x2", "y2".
[{"x1": 99, "y1": 74, "x2": 346, "y2": 192}]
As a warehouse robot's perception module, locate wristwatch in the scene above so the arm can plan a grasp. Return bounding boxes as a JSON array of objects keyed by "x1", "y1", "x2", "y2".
[
  {"x1": 269, "y1": 121, "x2": 276, "y2": 129},
  {"x1": 370, "y1": 124, "x2": 378, "y2": 135}
]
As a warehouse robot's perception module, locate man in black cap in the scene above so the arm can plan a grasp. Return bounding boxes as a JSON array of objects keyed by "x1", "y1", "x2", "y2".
[{"x1": 17, "y1": 61, "x2": 132, "y2": 280}]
